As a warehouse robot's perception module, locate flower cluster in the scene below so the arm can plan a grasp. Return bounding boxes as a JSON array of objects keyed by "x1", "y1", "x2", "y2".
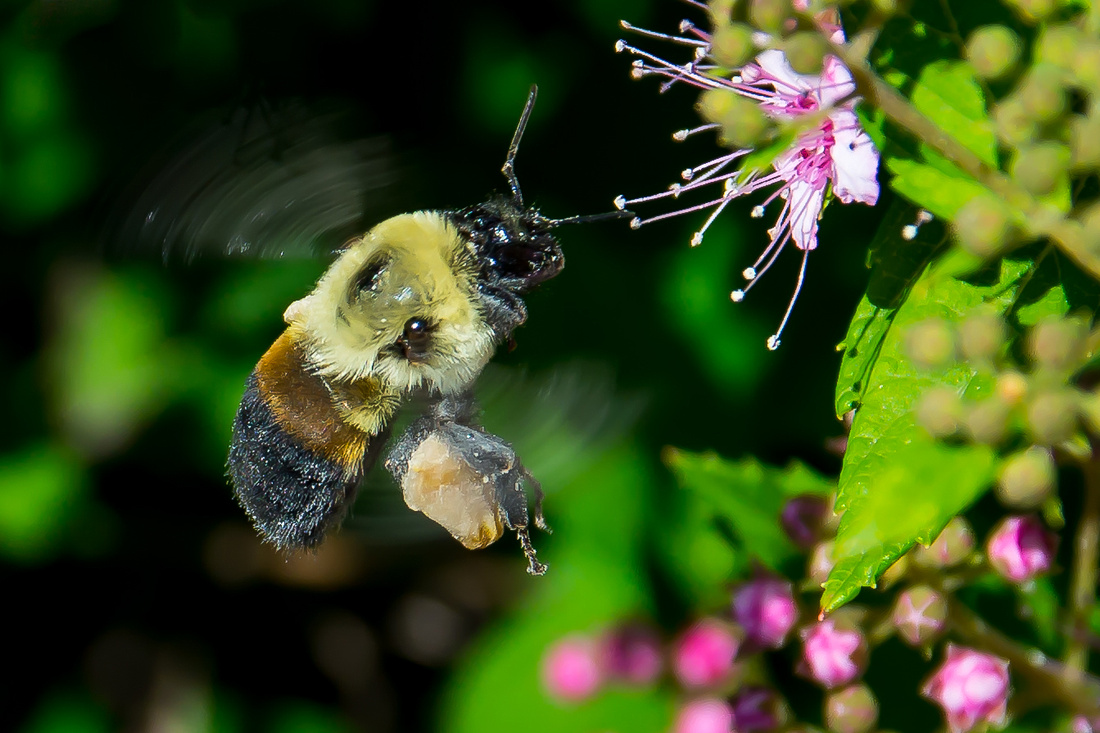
[{"x1": 616, "y1": 7, "x2": 879, "y2": 349}]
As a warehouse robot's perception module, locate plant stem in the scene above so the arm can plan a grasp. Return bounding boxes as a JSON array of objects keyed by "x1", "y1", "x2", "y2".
[
  {"x1": 949, "y1": 599, "x2": 1100, "y2": 718},
  {"x1": 1065, "y1": 451, "x2": 1100, "y2": 673}
]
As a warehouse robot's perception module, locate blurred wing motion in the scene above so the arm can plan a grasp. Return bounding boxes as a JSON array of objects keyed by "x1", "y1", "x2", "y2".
[{"x1": 106, "y1": 100, "x2": 393, "y2": 261}]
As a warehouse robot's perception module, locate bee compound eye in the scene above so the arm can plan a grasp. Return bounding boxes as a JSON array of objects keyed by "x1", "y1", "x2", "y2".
[{"x1": 398, "y1": 317, "x2": 434, "y2": 362}]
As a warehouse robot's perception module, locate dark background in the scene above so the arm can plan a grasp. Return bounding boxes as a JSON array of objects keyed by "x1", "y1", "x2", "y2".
[{"x1": 1, "y1": 0, "x2": 884, "y2": 731}]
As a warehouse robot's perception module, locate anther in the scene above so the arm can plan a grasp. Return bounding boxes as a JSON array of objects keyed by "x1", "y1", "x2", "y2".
[
  {"x1": 682, "y1": 168, "x2": 694, "y2": 180},
  {"x1": 743, "y1": 267, "x2": 757, "y2": 280},
  {"x1": 751, "y1": 205, "x2": 766, "y2": 218},
  {"x1": 672, "y1": 129, "x2": 690, "y2": 141},
  {"x1": 630, "y1": 217, "x2": 642, "y2": 229},
  {"x1": 766, "y1": 335, "x2": 782, "y2": 350},
  {"x1": 731, "y1": 290, "x2": 745, "y2": 302},
  {"x1": 613, "y1": 195, "x2": 627, "y2": 210},
  {"x1": 691, "y1": 232, "x2": 704, "y2": 246},
  {"x1": 615, "y1": 39, "x2": 627, "y2": 52}
]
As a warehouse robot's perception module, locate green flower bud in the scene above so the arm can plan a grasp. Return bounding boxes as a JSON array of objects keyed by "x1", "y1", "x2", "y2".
[
  {"x1": 698, "y1": 88, "x2": 772, "y2": 149},
  {"x1": 953, "y1": 195, "x2": 1013, "y2": 257},
  {"x1": 958, "y1": 310, "x2": 1006, "y2": 361},
  {"x1": 967, "y1": 25, "x2": 1021, "y2": 80},
  {"x1": 750, "y1": 0, "x2": 791, "y2": 35},
  {"x1": 892, "y1": 585, "x2": 948, "y2": 647},
  {"x1": 870, "y1": 0, "x2": 899, "y2": 13},
  {"x1": 916, "y1": 386, "x2": 962, "y2": 437},
  {"x1": 1070, "y1": 115, "x2": 1100, "y2": 173},
  {"x1": 1026, "y1": 390, "x2": 1079, "y2": 445},
  {"x1": 711, "y1": 23, "x2": 756, "y2": 69},
  {"x1": 1019, "y1": 66, "x2": 1068, "y2": 123},
  {"x1": 1004, "y1": 0, "x2": 1056, "y2": 23},
  {"x1": 784, "y1": 31, "x2": 827, "y2": 75},
  {"x1": 995, "y1": 371, "x2": 1029, "y2": 406},
  {"x1": 1029, "y1": 317, "x2": 1087, "y2": 371},
  {"x1": 825, "y1": 684, "x2": 879, "y2": 733},
  {"x1": 994, "y1": 99, "x2": 1039, "y2": 148},
  {"x1": 1011, "y1": 142, "x2": 1070, "y2": 198},
  {"x1": 996, "y1": 447, "x2": 1056, "y2": 509},
  {"x1": 964, "y1": 397, "x2": 1011, "y2": 445},
  {"x1": 1073, "y1": 41, "x2": 1100, "y2": 91},
  {"x1": 1080, "y1": 202, "x2": 1100, "y2": 254},
  {"x1": 1036, "y1": 23, "x2": 1081, "y2": 71},
  {"x1": 905, "y1": 318, "x2": 956, "y2": 369},
  {"x1": 912, "y1": 516, "x2": 975, "y2": 569},
  {"x1": 1079, "y1": 390, "x2": 1100, "y2": 436}
]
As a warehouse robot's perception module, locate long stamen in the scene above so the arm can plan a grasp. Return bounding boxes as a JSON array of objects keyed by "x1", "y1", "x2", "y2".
[
  {"x1": 690, "y1": 189, "x2": 736, "y2": 246},
  {"x1": 731, "y1": 228, "x2": 793, "y2": 302},
  {"x1": 673, "y1": 123, "x2": 719, "y2": 141},
  {"x1": 630, "y1": 194, "x2": 731, "y2": 228},
  {"x1": 620, "y1": 19, "x2": 708, "y2": 47},
  {"x1": 766, "y1": 248, "x2": 810, "y2": 351}
]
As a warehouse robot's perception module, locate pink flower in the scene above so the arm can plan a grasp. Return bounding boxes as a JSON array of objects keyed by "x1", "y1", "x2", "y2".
[
  {"x1": 986, "y1": 515, "x2": 1058, "y2": 583},
  {"x1": 731, "y1": 577, "x2": 798, "y2": 650},
  {"x1": 672, "y1": 698, "x2": 735, "y2": 733},
  {"x1": 541, "y1": 635, "x2": 604, "y2": 702},
  {"x1": 798, "y1": 619, "x2": 867, "y2": 689},
  {"x1": 780, "y1": 495, "x2": 829, "y2": 549},
  {"x1": 892, "y1": 585, "x2": 948, "y2": 647},
  {"x1": 922, "y1": 644, "x2": 1010, "y2": 733},
  {"x1": 599, "y1": 624, "x2": 664, "y2": 686},
  {"x1": 616, "y1": 20, "x2": 879, "y2": 350},
  {"x1": 672, "y1": 618, "x2": 740, "y2": 689}
]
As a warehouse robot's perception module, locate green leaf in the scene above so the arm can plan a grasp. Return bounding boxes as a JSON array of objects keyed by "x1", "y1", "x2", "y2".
[
  {"x1": 1016, "y1": 577, "x2": 1061, "y2": 650},
  {"x1": 909, "y1": 60, "x2": 997, "y2": 167},
  {"x1": 0, "y1": 443, "x2": 86, "y2": 563},
  {"x1": 826, "y1": 255, "x2": 1040, "y2": 612},
  {"x1": 886, "y1": 158, "x2": 988, "y2": 221},
  {"x1": 836, "y1": 201, "x2": 947, "y2": 417},
  {"x1": 665, "y1": 449, "x2": 833, "y2": 573}
]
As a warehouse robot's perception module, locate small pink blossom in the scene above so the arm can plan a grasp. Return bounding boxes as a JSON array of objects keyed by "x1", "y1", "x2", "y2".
[
  {"x1": 892, "y1": 585, "x2": 948, "y2": 647},
  {"x1": 599, "y1": 624, "x2": 664, "y2": 686},
  {"x1": 541, "y1": 635, "x2": 604, "y2": 702},
  {"x1": 672, "y1": 618, "x2": 740, "y2": 689},
  {"x1": 799, "y1": 619, "x2": 867, "y2": 689},
  {"x1": 730, "y1": 686, "x2": 782, "y2": 732},
  {"x1": 986, "y1": 515, "x2": 1057, "y2": 583},
  {"x1": 616, "y1": 18, "x2": 879, "y2": 350},
  {"x1": 731, "y1": 577, "x2": 798, "y2": 650},
  {"x1": 922, "y1": 644, "x2": 1010, "y2": 733},
  {"x1": 672, "y1": 698, "x2": 735, "y2": 733}
]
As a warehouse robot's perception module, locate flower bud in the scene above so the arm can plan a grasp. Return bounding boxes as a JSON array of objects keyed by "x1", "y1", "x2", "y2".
[
  {"x1": 1073, "y1": 715, "x2": 1100, "y2": 733},
  {"x1": 542, "y1": 635, "x2": 604, "y2": 702},
  {"x1": 1004, "y1": 0, "x2": 1055, "y2": 22},
  {"x1": 916, "y1": 386, "x2": 962, "y2": 437},
  {"x1": 808, "y1": 539, "x2": 836, "y2": 587},
  {"x1": 996, "y1": 447, "x2": 1056, "y2": 509},
  {"x1": 995, "y1": 371, "x2": 1028, "y2": 406},
  {"x1": 1073, "y1": 41, "x2": 1100, "y2": 92},
  {"x1": 958, "y1": 311, "x2": 1006, "y2": 361},
  {"x1": 698, "y1": 88, "x2": 771, "y2": 149},
  {"x1": 994, "y1": 98, "x2": 1038, "y2": 148},
  {"x1": 963, "y1": 397, "x2": 1010, "y2": 445},
  {"x1": 731, "y1": 686, "x2": 784, "y2": 731},
  {"x1": 922, "y1": 645, "x2": 1010, "y2": 733},
  {"x1": 749, "y1": 0, "x2": 791, "y2": 35},
  {"x1": 892, "y1": 585, "x2": 948, "y2": 647},
  {"x1": 732, "y1": 577, "x2": 798, "y2": 650},
  {"x1": 672, "y1": 618, "x2": 740, "y2": 689},
  {"x1": 672, "y1": 698, "x2": 735, "y2": 733},
  {"x1": 1071, "y1": 115, "x2": 1100, "y2": 172},
  {"x1": 912, "y1": 516, "x2": 975, "y2": 569},
  {"x1": 711, "y1": 23, "x2": 756, "y2": 69},
  {"x1": 1080, "y1": 391, "x2": 1100, "y2": 437},
  {"x1": 784, "y1": 31, "x2": 827, "y2": 75},
  {"x1": 953, "y1": 195, "x2": 1012, "y2": 257},
  {"x1": 1036, "y1": 23, "x2": 1080, "y2": 70},
  {"x1": 798, "y1": 619, "x2": 868, "y2": 689},
  {"x1": 1026, "y1": 390, "x2": 1079, "y2": 445},
  {"x1": 825, "y1": 684, "x2": 879, "y2": 733},
  {"x1": 905, "y1": 318, "x2": 955, "y2": 369},
  {"x1": 1029, "y1": 317, "x2": 1087, "y2": 371},
  {"x1": 987, "y1": 514, "x2": 1058, "y2": 583},
  {"x1": 1012, "y1": 143, "x2": 1070, "y2": 197},
  {"x1": 599, "y1": 624, "x2": 663, "y2": 686},
  {"x1": 781, "y1": 495, "x2": 829, "y2": 549},
  {"x1": 966, "y1": 26, "x2": 1020, "y2": 80},
  {"x1": 1019, "y1": 65, "x2": 1067, "y2": 123}
]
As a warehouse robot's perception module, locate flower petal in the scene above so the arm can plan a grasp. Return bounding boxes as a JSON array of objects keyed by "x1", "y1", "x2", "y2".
[
  {"x1": 829, "y1": 110, "x2": 880, "y2": 205},
  {"x1": 817, "y1": 56, "x2": 856, "y2": 106},
  {"x1": 754, "y1": 49, "x2": 812, "y2": 95},
  {"x1": 786, "y1": 179, "x2": 824, "y2": 251}
]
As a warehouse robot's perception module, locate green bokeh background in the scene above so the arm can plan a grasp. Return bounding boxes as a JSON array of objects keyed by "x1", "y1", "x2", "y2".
[{"x1": 1, "y1": 0, "x2": 885, "y2": 731}]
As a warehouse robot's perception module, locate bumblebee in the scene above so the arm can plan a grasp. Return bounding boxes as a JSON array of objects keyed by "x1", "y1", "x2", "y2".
[{"x1": 227, "y1": 87, "x2": 608, "y2": 574}]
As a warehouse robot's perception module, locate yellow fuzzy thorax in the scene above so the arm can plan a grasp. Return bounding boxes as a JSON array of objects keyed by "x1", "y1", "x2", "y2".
[{"x1": 285, "y1": 211, "x2": 497, "y2": 396}]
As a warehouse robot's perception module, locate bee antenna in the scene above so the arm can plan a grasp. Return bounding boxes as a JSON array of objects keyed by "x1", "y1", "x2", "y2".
[
  {"x1": 503, "y1": 84, "x2": 538, "y2": 207},
  {"x1": 546, "y1": 209, "x2": 635, "y2": 227}
]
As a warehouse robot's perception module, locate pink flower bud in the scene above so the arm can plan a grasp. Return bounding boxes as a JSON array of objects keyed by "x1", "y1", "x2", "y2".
[
  {"x1": 798, "y1": 619, "x2": 868, "y2": 689},
  {"x1": 1073, "y1": 715, "x2": 1100, "y2": 733},
  {"x1": 808, "y1": 540, "x2": 836, "y2": 587},
  {"x1": 986, "y1": 514, "x2": 1058, "y2": 583},
  {"x1": 913, "y1": 516, "x2": 975, "y2": 569},
  {"x1": 825, "y1": 684, "x2": 879, "y2": 733},
  {"x1": 781, "y1": 495, "x2": 829, "y2": 549},
  {"x1": 541, "y1": 635, "x2": 603, "y2": 702},
  {"x1": 672, "y1": 619, "x2": 739, "y2": 689},
  {"x1": 731, "y1": 578, "x2": 798, "y2": 650},
  {"x1": 599, "y1": 624, "x2": 663, "y2": 686},
  {"x1": 922, "y1": 644, "x2": 1010, "y2": 733},
  {"x1": 730, "y1": 686, "x2": 783, "y2": 731},
  {"x1": 892, "y1": 585, "x2": 948, "y2": 647},
  {"x1": 672, "y1": 698, "x2": 735, "y2": 733}
]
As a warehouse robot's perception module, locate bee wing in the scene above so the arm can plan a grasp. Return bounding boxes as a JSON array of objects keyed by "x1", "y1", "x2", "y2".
[
  {"x1": 104, "y1": 100, "x2": 394, "y2": 261},
  {"x1": 346, "y1": 361, "x2": 642, "y2": 544}
]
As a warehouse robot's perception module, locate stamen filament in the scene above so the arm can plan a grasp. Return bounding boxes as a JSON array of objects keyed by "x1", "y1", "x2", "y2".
[{"x1": 766, "y1": 248, "x2": 810, "y2": 351}]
